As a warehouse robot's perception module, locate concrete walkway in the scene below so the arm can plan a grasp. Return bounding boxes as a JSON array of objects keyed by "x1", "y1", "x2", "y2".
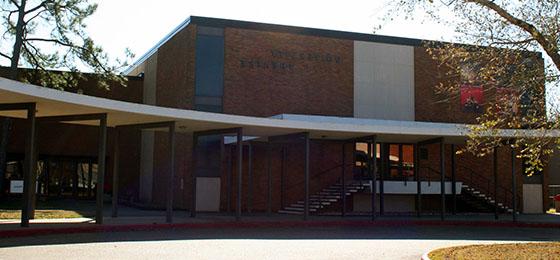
[{"x1": 2, "y1": 204, "x2": 560, "y2": 238}]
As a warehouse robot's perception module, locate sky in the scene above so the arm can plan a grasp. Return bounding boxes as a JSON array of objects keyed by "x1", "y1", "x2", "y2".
[{"x1": 86, "y1": 0, "x2": 457, "y2": 63}]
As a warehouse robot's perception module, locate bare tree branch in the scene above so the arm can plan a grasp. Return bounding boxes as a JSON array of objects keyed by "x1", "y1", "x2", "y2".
[
  {"x1": 0, "y1": 52, "x2": 11, "y2": 60},
  {"x1": 466, "y1": 0, "x2": 560, "y2": 70},
  {"x1": 25, "y1": 37, "x2": 111, "y2": 73}
]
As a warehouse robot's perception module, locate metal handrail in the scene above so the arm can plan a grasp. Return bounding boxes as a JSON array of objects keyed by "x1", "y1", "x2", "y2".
[
  {"x1": 284, "y1": 162, "x2": 354, "y2": 193},
  {"x1": 418, "y1": 166, "x2": 449, "y2": 186},
  {"x1": 457, "y1": 165, "x2": 520, "y2": 207},
  {"x1": 422, "y1": 164, "x2": 520, "y2": 210}
]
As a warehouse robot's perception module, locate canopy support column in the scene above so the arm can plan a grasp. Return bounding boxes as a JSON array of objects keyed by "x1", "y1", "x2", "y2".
[
  {"x1": 440, "y1": 140, "x2": 445, "y2": 221},
  {"x1": 304, "y1": 132, "x2": 310, "y2": 221},
  {"x1": 96, "y1": 114, "x2": 107, "y2": 224},
  {"x1": 236, "y1": 128, "x2": 243, "y2": 221},
  {"x1": 114, "y1": 121, "x2": 177, "y2": 222},
  {"x1": 247, "y1": 143, "x2": 253, "y2": 214},
  {"x1": 494, "y1": 146, "x2": 499, "y2": 220},
  {"x1": 371, "y1": 136, "x2": 377, "y2": 221},
  {"x1": 380, "y1": 143, "x2": 386, "y2": 215},
  {"x1": 415, "y1": 144, "x2": 421, "y2": 218},
  {"x1": 22, "y1": 104, "x2": 36, "y2": 228},
  {"x1": 111, "y1": 128, "x2": 120, "y2": 218},
  {"x1": 267, "y1": 142, "x2": 272, "y2": 215},
  {"x1": 451, "y1": 144, "x2": 456, "y2": 215},
  {"x1": 511, "y1": 146, "x2": 517, "y2": 222},
  {"x1": 341, "y1": 141, "x2": 346, "y2": 217},
  {"x1": 166, "y1": 122, "x2": 175, "y2": 223}
]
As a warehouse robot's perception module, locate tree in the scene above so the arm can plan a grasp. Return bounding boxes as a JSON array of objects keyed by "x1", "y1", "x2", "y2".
[
  {"x1": 383, "y1": 0, "x2": 560, "y2": 175},
  {"x1": 0, "y1": 0, "x2": 131, "y2": 198},
  {"x1": 0, "y1": 0, "x2": 131, "y2": 88}
]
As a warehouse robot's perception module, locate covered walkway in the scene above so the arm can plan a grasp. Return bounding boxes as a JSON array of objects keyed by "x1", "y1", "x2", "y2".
[{"x1": 0, "y1": 77, "x2": 557, "y2": 227}]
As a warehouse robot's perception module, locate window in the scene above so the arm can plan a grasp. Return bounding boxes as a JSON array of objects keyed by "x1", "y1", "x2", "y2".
[{"x1": 194, "y1": 26, "x2": 224, "y2": 112}]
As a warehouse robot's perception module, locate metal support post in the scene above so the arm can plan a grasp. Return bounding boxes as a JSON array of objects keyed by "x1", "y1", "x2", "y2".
[
  {"x1": 96, "y1": 114, "x2": 107, "y2": 224},
  {"x1": 415, "y1": 144, "x2": 421, "y2": 218},
  {"x1": 451, "y1": 144, "x2": 456, "y2": 215},
  {"x1": 304, "y1": 133, "x2": 310, "y2": 221},
  {"x1": 371, "y1": 137, "x2": 377, "y2": 220},
  {"x1": 111, "y1": 128, "x2": 120, "y2": 218},
  {"x1": 166, "y1": 122, "x2": 175, "y2": 223},
  {"x1": 341, "y1": 142, "x2": 346, "y2": 217},
  {"x1": 494, "y1": 146, "x2": 499, "y2": 220},
  {"x1": 236, "y1": 128, "x2": 243, "y2": 221},
  {"x1": 440, "y1": 141, "x2": 445, "y2": 221},
  {"x1": 21, "y1": 103, "x2": 36, "y2": 227}
]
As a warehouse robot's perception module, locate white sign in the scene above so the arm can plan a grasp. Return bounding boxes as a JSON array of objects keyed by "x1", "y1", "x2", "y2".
[{"x1": 10, "y1": 180, "x2": 23, "y2": 194}]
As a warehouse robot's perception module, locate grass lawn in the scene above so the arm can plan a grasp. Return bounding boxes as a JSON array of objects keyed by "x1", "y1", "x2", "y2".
[
  {"x1": 0, "y1": 209, "x2": 88, "y2": 219},
  {"x1": 0, "y1": 198, "x2": 95, "y2": 219},
  {"x1": 429, "y1": 242, "x2": 560, "y2": 260}
]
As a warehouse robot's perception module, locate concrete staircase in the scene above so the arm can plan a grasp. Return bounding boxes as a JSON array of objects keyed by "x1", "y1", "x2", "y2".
[
  {"x1": 461, "y1": 184, "x2": 516, "y2": 213},
  {"x1": 278, "y1": 181, "x2": 368, "y2": 215}
]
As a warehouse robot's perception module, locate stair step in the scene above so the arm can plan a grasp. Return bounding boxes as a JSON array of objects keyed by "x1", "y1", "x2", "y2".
[
  {"x1": 283, "y1": 206, "x2": 317, "y2": 212},
  {"x1": 298, "y1": 200, "x2": 331, "y2": 206},
  {"x1": 290, "y1": 204, "x2": 322, "y2": 209},
  {"x1": 278, "y1": 210, "x2": 303, "y2": 215}
]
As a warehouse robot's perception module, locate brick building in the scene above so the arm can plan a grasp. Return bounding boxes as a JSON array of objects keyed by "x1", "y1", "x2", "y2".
[{"x1": 1, "y1": 16, "x2": 553, "y2": 221}]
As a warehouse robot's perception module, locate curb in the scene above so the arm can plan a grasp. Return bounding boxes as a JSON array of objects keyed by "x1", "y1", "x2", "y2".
[{"x1": 2, "y1": 219, "x2": 560, "y2": 238}]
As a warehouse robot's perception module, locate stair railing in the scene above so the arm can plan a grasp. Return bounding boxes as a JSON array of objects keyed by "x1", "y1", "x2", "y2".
[
  {"x1": 418, "y1": 166, "x2": 449, "y2": 187},
  {"x1": 457, "y1": 165, "x2": 521, "y2": 212},
  {"x1": 284, "y1": 162, "x2": 354, "y2": 202}
]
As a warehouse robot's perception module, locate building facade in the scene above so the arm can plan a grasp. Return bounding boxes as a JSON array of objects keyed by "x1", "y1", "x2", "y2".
[{"x1": 1, "y1": 16, "x2": 550, "y2": 216}]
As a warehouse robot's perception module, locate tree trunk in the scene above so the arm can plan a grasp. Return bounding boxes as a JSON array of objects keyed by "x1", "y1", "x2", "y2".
[{"x1": 10, "y1": 0, "x2": 27, "y2": 80}]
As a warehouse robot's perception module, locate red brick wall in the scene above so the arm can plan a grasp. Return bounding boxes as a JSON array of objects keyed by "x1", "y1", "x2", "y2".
[
  {"x1": 223, "y1": 28, "x2": 354, "y2": 117},
  {"x1": 418, "y1": 143, "x2": 538, "y2": 211},
  {"x1": 221, "y1": 139, "x2": 353, "y2": 212},
  {"x1": 149, "y1": 24, "x2": 197, "y2": 208},
  {"x1": 414, "y1": 47, "x2": 481, "y2": 123},
  {"x1": 156, "y1": 25, "x2": 196, "y2": 109}
]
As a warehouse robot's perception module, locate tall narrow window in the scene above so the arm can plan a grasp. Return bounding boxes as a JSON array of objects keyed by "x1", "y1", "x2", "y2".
[{"x1": 195, "y1": 26, "x2": 224, "y2": 112}]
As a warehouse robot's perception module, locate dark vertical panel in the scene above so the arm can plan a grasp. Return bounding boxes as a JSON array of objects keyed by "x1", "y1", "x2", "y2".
[
  {"x1": 112, "y1": 129, "x2": 120, "y2": 218},
  {"x1": 511, "y1": 147, "x2": 517, "y2": 222},
  {"x1": 72, "y1": 162, "x2": 78, "y2": 198},
  {"x1": 451, "y1": 144, "x2": 456, "y2": 215},
  {"x1": 226, "y1": 145, "x2": 232, "y2": 213},
  {"x1": 440, "y1": 141, "x2": 445, "y2": 221},
  {"x1": 341, "y1": 142, "x2": 346, "y2": 217},
  {"x1": 247, "y1": 143, "x2": 253, "y2": 213},
  {"x1": 0, "y1": 118, "x2": 11, "y2": 199},
  {"x1": 494, "y1": 147, "x2": 499, "y2": 220},
  {"x1": 236, "y1": 129, "x2": 243, "y2": 221},
  {"x1": 380, "y1": 143, "x2": 386, "y2": 215},
  {"x1": 371, "y1": 137, "x2": 377, "y2": 221},
  {"x1": 304, "y1": 133, "x2": 310, "y2": 221},
  {"x1": 88, "y1": 162, "x2": 93, "y2": 198},
  {"x1": 280, "y1": 146, "x2": 286, "y2": 208},
  {"x1": 267, "y1": 142, "x2": 272, "y2": 215},
  {"x1": 415, "y1": 144, "x2": 421, "y2": 218},
  {"x1": 194, "y1": 27, "x2": 225, "y2": 112},
  {"x1": 21, "y1": 104, "x2": 36, "y2": 227},
  {"x1": 190, "y1": 134, "x2": 198, "y2": 218},
  {"x1": 96, "y1": 114, "x2": 107, "y2": 225},
  {"x1": 166, "y1": 123, "x2": 175, "y2": 223}
]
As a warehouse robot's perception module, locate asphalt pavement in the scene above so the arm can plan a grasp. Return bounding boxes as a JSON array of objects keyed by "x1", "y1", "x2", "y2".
[{"x1": 1, "y1": 224, "x2": 559, "y2": 259}]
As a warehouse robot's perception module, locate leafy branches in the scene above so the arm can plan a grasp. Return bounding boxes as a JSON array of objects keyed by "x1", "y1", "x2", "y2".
[
  {"x1": 0, "y1": 0, "x2": 133, "y2": 90},
  {"x1": 384, "y1": 0, "x2": 560, "y2": 175}
]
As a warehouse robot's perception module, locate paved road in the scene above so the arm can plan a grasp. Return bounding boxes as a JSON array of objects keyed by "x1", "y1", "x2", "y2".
[{"x1": 1, "y1": 225, "x2": 559, "y2": 260}]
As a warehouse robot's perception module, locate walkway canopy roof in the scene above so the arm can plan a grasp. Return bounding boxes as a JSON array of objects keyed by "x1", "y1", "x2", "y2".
[{"x1": 0, "y1": 77, "x2": 556, "y2": 144}]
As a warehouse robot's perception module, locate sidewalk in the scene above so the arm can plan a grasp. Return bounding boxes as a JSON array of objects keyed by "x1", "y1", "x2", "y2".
[{"x1": 2, "y1": 206, "x2": 560, "y2": 238}]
